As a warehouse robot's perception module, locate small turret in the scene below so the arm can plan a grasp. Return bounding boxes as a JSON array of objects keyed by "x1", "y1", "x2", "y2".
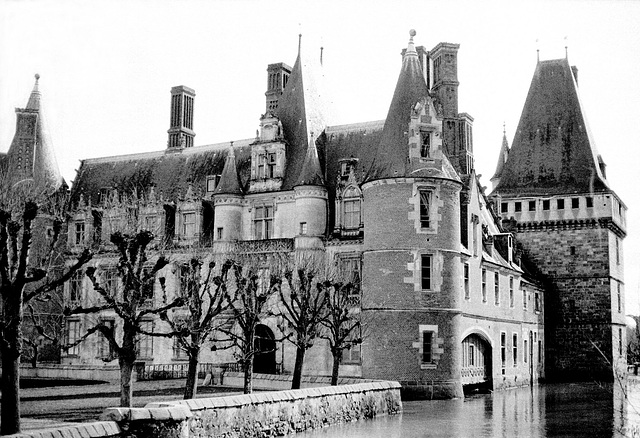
[
  {"x1": 490, "y1": 125, "x2": 510, "y2": 190},
  {"x1": 293, "y1": 133, "x2": 327, "y2": 239},
  {"x1": 213, "y1": 145, "x2": 244, "y2": 241}
]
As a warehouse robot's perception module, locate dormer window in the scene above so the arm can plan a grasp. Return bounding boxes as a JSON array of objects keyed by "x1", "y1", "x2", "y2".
[
  {"x1": 420, "y1": 130, "x2": 431, "y2": 158},
  {"x1": 75, "y1": 222, "x2": 86, "y2": 246},
  {"x1": 267, "y1": 153, "x2": 276, "y2": 178},
  {"x1": 339, "y1": 158, "x2": 359, "y2": 179},
  {"x1": 206, "y1": 175, "x2": 220, "y2": 193},
  {"x1": 182, "y1": 212, "x2": 196, "y2": 237}
]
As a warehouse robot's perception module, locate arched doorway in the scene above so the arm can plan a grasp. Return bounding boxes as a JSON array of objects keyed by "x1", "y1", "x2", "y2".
[
  {"x1": 461, "y1": 333, "x2": 492, "y2": 393},
  {"x1": 253, "y1": 324, "x2": 276, "y2": 374}
]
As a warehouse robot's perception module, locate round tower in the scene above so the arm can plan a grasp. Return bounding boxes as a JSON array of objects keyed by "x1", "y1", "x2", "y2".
[
  {"x1": 293, "y1": 134, "x2": 327, "y2": 245},
  {"x1": 361, "y1": 30, "x2": 464, "y2": 399}
]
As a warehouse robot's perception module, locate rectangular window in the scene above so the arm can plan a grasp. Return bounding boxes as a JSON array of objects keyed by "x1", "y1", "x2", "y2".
[
  {"x1": 267, "y1": 153, "x2": 277, "y2": 178},
  {"x1": 419, "y1": 191, "x2": 431, "y2": 228},
  {"x1": 144, "y1": 215, "x2": 157, "y2": 232},
  {"x1": 141, "y1": 277, "x2": 154, "y2": 302},
  {"x1": 619, "y1": 328, "x2": 623, "y2": 356},
  {"x1": 514, "y1": 202, "x2": 521, "y2": 212},
  {"x1": 501, "y1": 202, "x2": 508, "y2": 213},
  {"x1": 464, "y1": 263, "x2": 470, "y2": 300},
  {"x1": 468, "y1": 344, "x2": 475, "y2": 366},
  {"x1": 616, "y1": 237, "x2": 620, "y2": 265},
  {"x1": 182, "y1": 212, "x2": 196, "y2": 237},
  {"x1": 340, "y1": 257, "x2": 361, "y2": 289},
  {"x1": 67, "y1": 320, "x2": 81, "y2": 356},
  {"x1": 524, "y1": 339, "x2": 529, "y2": 363},
  {"x1": 509, "y1": 277, "x2": 514, "y2": 308},
  {"x1": 586, "y1": 197, "x2": 593, "y2": 208},
  {"x1": 512, "y1": 333, "x2": 518, "y2": 366},
  {"x1": 216, "y1": 227, "x2": 223, "y2": 240},
  {"x1": 172, "y1": 318, "x2": 188, "y2": 360},
  {"x1": 69, "y1": 271, "x2": 83, "y2": 304},
  {"x1": 420, "y1": 131, "x2": 431, "y2": 158},
  {"x1": 421, "y1": 255, "x2": 432, "y2": 290},
  {"x1": 572, "y1": 198, "x2": 580, "y2": 209},
  {"x1": 254, "y1": 206, "x2": 274, "y2": 240},
  {"x1": 494, "y1": 272, "x2": 500, "y2": 305},
  {"x1": 523, "y1": 287, "x2": 528, "y2": 310},
  {"x1": 543, "y1": 200, "x2": 550, "y2": 210},
  {"x1": 75, "y1": 222, "x2": 85, "y2": 245},
  {"x1": 500, "y1": 332, "x2": 506, "y2": 373},
  {"x1": 102, "y1": 270, "x2": 117, "y2": 299},
  {"x1": 529, "y1": 201, "x2": 536, "y2": 211},
  {"x1": 341, "y1": 328, "x2": 362, "y2": 363},
  {"x1": 618, "y1": 283, "x2": 622, "y2": 313},
  {"x1": 535, "y1": 292, "x2": 541, "y2": 312},
  {"x1": 137, "y1": 321, "x2": 154, "y2": 359},
  {"x1": 481, "y1": 269, "x2": 487, "y2": 302},
  {"x1": 300, "y1": 222, "x2": 308, "y2": 235},
  {"x1": 422, "y1": 331, "x2": 433, "y2": 363},
  {"x1": 97, "y1": 319, "x2": 115, "y2": 359},
  {"x1": 557, "y1": 199, "x2": 565, "y2": 210},
  {"x1": 344, "y1": 199, "x2": 361, "y2": 229},
  {"x1": 257, "y1": 154, "x2": 266, "y2": 178}
]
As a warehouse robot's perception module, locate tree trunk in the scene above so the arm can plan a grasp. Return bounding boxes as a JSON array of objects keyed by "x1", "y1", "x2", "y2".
[
  {"x1": 119, "y1": 357, "x2": 135, "y2": 407},
  {"x1": 291, "y1": 346, "x2": 306, "y2": 390},
  {"x1": 331, "y1": 350, "x2": 341, "y2": 386},
  {"x1": 1, "y1": 348, "x2": 21, "y2": 435},
  {"x1": 184, "y1": 350, "x2": 200, "y2": 399}
]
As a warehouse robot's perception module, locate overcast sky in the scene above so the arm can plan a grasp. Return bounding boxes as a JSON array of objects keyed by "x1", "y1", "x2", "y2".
[{"x1": 1, "y1": 0, "x2": 639, "y2": 312}]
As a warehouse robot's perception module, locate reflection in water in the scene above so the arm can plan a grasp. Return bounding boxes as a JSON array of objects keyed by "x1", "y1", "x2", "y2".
[{"x1": 300, "y1": 382, "x2": 640, "y2": 438}]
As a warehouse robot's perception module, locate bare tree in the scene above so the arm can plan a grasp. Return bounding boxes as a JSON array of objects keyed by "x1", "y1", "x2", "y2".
[
  {"x1": 220, "y1": 249, "x2": 285, "y2": 394},
  {"x1": 158, "y1": 257, "x2": 234, "y2": 399},
  {"x1": 0, "y1": 183, "x2": 92, "y2": 434},
  {"x1": 321, "y1": 279, "x2": 362, "y2": 386},
  {"x1": 278, "y1": 254, "x2": 328, "y2": 390},
  {"x1": 64, "y1": 230, "x2": 183, "y2": 407}
]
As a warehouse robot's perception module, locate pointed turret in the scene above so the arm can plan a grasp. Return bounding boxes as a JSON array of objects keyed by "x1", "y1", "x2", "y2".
[
  {"x1": 295, "y1": 133, "x2": 324, "y2": 187},
  {"x1": 490, "y1": 125, "x2": 510, "y2": 189},
  {"x1": 370, "y1": 30, "x2": 431, "y2": 179},
  {"x1": 214, "y1": 144, "x2": 243, "y2": 195},
  {"x1": 492, "y1": 58, "x2": 607, "y2": 196},
  {"x1": 275, "y1": 34, "x2": 327, "y2": 190},
  {"x1": 5, "y1": 74, "x2": 63, "y2": 190}
]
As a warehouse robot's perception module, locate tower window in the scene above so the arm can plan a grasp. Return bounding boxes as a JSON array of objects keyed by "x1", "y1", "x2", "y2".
[
  {"x1": 572, "y1": 198, "x2": 580, "y2": 209},
  {"x1": 216, "y1": 227, "x2": 223, "y2": 240},
  {"x1": 464, "y1": 263, "x2": 470, "y2": 300},
  {"x1": 557, "y1": 199, "x2": 565, "y2": 210},
  {"x1": 420, "y1": 131, "x2": 431, "y2": 158},
  {"x1": 543, "y1": 200, "x2": 550, "y2": 211},
  {"x1": 300, "y1": 222, "x2": 307, "y2": 235},
  {"x1": 421, "y1": 255, "x2": 432, "y2": 290},
  {"x1": 420, "y1": 191, "x2": 431, "y2": 228},
  {"x1": 529, "y1": 201, "x2": 536, "y2": 211},
  {"x1": 422, "y1": 331, "x2": 433, "y2": 363}
]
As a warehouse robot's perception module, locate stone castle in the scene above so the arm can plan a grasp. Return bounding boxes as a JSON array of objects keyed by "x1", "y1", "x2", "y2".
[{"x1": 4, "y1": 31, "x2": 626, "y2": 397}]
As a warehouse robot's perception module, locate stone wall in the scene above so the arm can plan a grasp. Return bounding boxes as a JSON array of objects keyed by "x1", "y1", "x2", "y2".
[{"x1": 98, "y1": 381, "x2": 401, "y2": 438}]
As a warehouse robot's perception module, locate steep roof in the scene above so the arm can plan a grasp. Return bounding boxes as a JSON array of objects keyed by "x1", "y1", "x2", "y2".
[
  {"x1": 214, "y1": 144, "x2": 243, "y2": 195},
  {"x1": 5, "y1": 75, "x2": 63, "y2": 190},
  {"x1": 295, "y1": 134, "x2": 324, "y2": 187},
  {"x1": 491, "y1": 128, "x2": 510, "y2": 181},
  {"x1": 369, "y1": 30, "x2": 430, "y2": 180},
  {"x1": 275, "y1": 36, "x2": 327, "y2": 190},
  {"x1": 492, "y1": 58, "x2": 609, "y2": 197}
]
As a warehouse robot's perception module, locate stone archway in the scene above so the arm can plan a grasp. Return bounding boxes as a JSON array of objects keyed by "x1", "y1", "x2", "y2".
[
  {"x1": 253, "y1": 324, "x2": 277, "y2": 374},
  {"x1": 461, "y1": 333, "x2": 492, "y2": 390}
]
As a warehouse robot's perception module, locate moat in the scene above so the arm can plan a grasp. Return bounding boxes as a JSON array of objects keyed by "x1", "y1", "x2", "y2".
[{"x1": 300, "y1": 381, "x2": 640, "y2": 438}]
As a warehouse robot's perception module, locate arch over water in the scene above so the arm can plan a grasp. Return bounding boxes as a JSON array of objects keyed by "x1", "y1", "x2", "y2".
[{"x1": 461, "y1": 333, "x2": 492, "y2": 388}]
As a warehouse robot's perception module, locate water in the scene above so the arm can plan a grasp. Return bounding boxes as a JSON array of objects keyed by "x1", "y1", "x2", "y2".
[{"x1": 300, "y1": 382, "x2": 640, "y2": 437}]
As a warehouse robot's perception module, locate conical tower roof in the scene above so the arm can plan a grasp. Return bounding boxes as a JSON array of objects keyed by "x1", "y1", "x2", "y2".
[
  {"x1": 492, "y1": 58, "x2": 608, "y2": 196},
  {"x1": 275, "y1": 35, "x2": 327, "y2": 190},
  {"x1": 214, "y1": 144, "x2": 243, "y2": 195},
  {"x1": 491, "y1": 126, "x2": 510, "y2": 182},
  {"x1": 295, "y1": 133, "x2": 324, "y2": 187},
  {"x1": 369, "y1": 30, "x2": 431, "y2": 179},
  {"x1": 5, "y1": 74, "x2": 63, "y2": 190}
]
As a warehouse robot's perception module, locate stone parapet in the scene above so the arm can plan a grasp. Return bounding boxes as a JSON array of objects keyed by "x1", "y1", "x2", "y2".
[{"x1": 4, "y1": 421, "x2": 120, "y2": 438}]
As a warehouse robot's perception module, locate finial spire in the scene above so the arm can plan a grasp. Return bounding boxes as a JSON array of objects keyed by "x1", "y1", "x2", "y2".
[
  {"x1": 503, "y1": 121, "x2": 506, "y2": 136},
  {"x1": 298, "y1": 33, "x2": 302, "y2": 55},
  {"x1": 26, "y1": 73, "x2": 42, "y2": 110},
  {"x1": 320, "y1": 46, "x2": 324, "y2": 66},
  {"x1": 536, "y1": 38, "x2": 540, "y2": 62},
  {"x1": 405, "y1": 29, "x2": 417, "y2": 56},
  {"x1": 564, "y1": 36, "x2": 568, "y2": 59}
]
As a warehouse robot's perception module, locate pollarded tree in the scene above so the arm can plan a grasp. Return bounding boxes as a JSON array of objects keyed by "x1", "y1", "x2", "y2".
[
  {"x1": 0, "y1": 185, "x2": 92, "y2": 435},
  {"x1": 220, "y1": 251, "x2": 285, "y2": 394},
  {"x1": 278, "y1": 255, "x2": 329, "y2": 390},
  {"x1": 321, "y1": 280, "x2": 362, "y2": 386},
  {"x1": 64, "y1": 230, "x2": 184, "y2": 407},
  {"x1": 159, "y1": 257, "x2": 234, "y2": 399}
]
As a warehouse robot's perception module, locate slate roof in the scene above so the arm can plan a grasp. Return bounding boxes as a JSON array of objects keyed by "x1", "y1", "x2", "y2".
[
  {"x1": 369, "y1": 31, "x2": 430, "y2": 180},
  {"x1": 491, "y1": 130, "x2": 510, "y2": 181},
  {"x1": 214, "y1": 145, "x2": 243, "y2": 195},
  {"x1": 492, "y1": 58, "x2": 609, "y2": 197},
  {"x1": 295, "y1": 134, "x2": 325, "y2": 187},
  {"x1": 5, "y1": 75, "x2": 64, "y2": 190}
]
